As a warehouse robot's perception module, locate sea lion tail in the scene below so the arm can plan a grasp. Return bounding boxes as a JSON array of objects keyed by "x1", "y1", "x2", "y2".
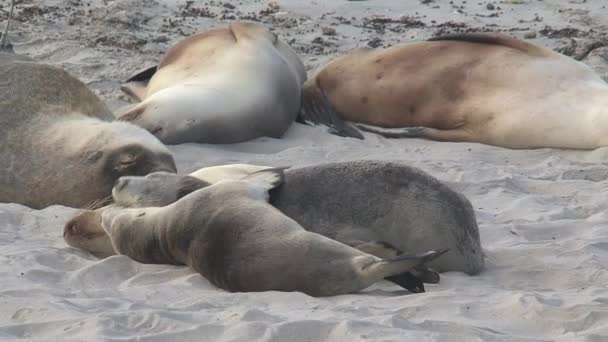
[
  {"x1": 298, "y1": 79, "x2": 364, "y2": 139},
  {"x1": 363, "y1": 248, "x2": 449, "y2": 285},
  {"x1": 0, "y1": 0, "x2": 16, "y2": 52}
]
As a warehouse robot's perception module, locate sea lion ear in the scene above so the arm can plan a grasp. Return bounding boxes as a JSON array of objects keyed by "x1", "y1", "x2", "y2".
[{"x1": 176, "y1": 176, "x2": 211, "y2": 199}]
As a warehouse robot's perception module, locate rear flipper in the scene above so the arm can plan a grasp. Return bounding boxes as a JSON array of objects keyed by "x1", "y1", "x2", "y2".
[
  {"x1": 385, "y1": 272, "x2": 425, "y2": 293},
  {"x1": 356, "y1": 124, "x2": 472, "y2": 142},
  {"x1": 243, "y1": 166, "x2": 290, "y2": 190},
  {"x1": 298, "y1": 82, "x2": 364, "y2": 139},
  {"x1": 349, "y1": 240, "x2": 441, "y2": 293},
  {"x1": 241, "y1": 167, "x2": 289, "y2": 202},
  {"x1": 120, "y1": 65, "x2": 158, "y2": 102},
  {"x1": 363, "y1": 248, "x2": 449, "y2": 285},
  {"x1": 385, "y1": 266, "x2": 441, "y2": 293}
]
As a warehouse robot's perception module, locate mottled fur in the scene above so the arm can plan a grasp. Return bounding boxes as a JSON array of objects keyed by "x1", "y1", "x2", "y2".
[{"x1": 301, "y1": 33, "x2": 608, "y2": 149}]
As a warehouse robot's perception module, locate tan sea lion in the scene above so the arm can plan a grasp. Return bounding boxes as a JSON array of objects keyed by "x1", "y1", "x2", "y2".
[
  {"x1": 96, "y1": 168, "x2": 448, "y2": 296},
  {"x1": 66, "y1": 161, "x2": 484, "y2": 279},
  {"x1": 117, "y1": 21, "x2": 307, "y2": 145},
  {"x1": 300, "y1": 32, "x2": 608, "y2": 149},
  {"x1": 0, "y1": 2, "x2": 176, "y2": 209}
]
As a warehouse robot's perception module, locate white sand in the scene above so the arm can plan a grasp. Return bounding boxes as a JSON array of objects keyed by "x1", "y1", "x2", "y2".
[{"x1": 2, "y1": 0, "x2": 608, "y2": 341}]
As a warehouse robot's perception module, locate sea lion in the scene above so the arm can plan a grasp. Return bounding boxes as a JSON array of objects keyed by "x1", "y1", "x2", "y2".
[
  {"x1": 300, "y1": 32, "x2": 608, "y2": 149},
  {"x1": 117, "y1": 21, "x2": 307, "y2": 145},
  {"x1": 96, "y1": 168, "x2": 448, "y2": 296},
  {"x1": 66, "y1": 161, "x2": 484, "y2": 276},
  {"x1": 0, "y1": 2, "x2": 177, "y2": 209}
]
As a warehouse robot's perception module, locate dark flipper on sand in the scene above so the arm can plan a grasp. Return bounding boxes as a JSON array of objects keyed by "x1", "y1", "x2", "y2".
[
  {"x1": 298, "y1": 81, "x2": 364, "y2": 139},
  {"x1": 348, "y1": 240, "x2": 443, "y2": 293},
  {"x1": 386, "y1": 272, "x2": 426, "y2": 293},
  {"x1": 120, "y1": 65, "x2": 158, "y2": 102}
]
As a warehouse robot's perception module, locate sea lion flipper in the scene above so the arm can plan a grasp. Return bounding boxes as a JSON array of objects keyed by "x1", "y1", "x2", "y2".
[
  {"x1": 120, "y1": 65, "x2": 158, "y2": 101},
  {"x1": 356, "y1": 124, "x2": 474, "y2": 142},
  {"x1": 385, "y1": 266, "x2": 441, "y2": 293},
  {"x1": 385, "y1": 272, "x2": 426, "y2": 293},
  {"x1": 359, "y1": 248, "x2": 449, "y2": 290},
  {"x1": 243, "y1": 167, "x2": 286, "y2": 196},
  {"x1": 120, "y1": 82, "x2": 148, "y2": 102},
  {"x1": 299, "y1": 82, "x2": 364, "y2": 140},
  {"x1": 355, "y1": 124, "x2": 428, "y2": 138},
  {"x1": 125, "y1": 65, "x2": 158, "y2": 83},
  {"x1": 412, "y1": 266, "x2": 441, "y2": 284}
]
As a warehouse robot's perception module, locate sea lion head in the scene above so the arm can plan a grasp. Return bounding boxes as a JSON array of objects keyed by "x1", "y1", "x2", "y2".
[
  {"x1": 64, "y1": 208, "x2": 115, "y2": 258},
  {"x1": 61, "y1": 120, "x2": 178, "y2": 207},
  {"x1": 112, "y1": 172, "x2": 209, "y2": 207}
]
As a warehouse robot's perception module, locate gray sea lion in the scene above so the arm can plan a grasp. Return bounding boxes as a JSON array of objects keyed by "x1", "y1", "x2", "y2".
[
  {"x1": 66, "y1": 161, "x2": 484, "y2": 276},
  {"x1": 0, "y1": 2, "x2": 176, "y2": 209},
  {"x1": 97, "y1": 168, "x2": 448, "y2": 296},
  {"x1": 117, "y1": 21, "x2": 306, "y2": 145},
  {"x1": 300, "y1": 32, "x2": 608, "y2": 149}
]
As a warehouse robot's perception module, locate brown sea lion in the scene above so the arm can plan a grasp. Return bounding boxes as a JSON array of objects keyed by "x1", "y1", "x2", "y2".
[{"x1": 300, "y1": 33, "x2": 608, "y2": 149}]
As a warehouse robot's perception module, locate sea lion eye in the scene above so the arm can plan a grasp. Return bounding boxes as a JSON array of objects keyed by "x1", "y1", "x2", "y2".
[{"x1": 114, "y1": 154, "x2": 140, "y2": 173}]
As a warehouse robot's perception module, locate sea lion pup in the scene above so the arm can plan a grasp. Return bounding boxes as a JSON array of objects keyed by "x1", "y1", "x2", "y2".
[
  {"x1": 67, "y1": 161, "x2": 484, "y2": 276},
  {"x1": 116, "y1": 21, "x2": 307, "y2": 145},
  {"x1": 300, "y1": 32, "x2": 608, "y2": 149},
  {"x1": 0, "y1": 2, "x2": 177, "y2": 209},
  {"x1": 98, "y1": 168, "x2": 448, "y2": 296}
]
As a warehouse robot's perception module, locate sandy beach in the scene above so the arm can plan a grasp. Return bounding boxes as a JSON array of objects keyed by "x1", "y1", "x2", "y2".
[{"x1": 1, "y1": 0, "x2": 608, "y2": 340}]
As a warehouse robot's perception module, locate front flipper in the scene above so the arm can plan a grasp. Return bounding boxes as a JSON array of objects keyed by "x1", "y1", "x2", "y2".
[
  {"x1": 120, "y1": 65, "x2": 158, "y2": 102},
  {"x1": 299, "y1": 82, "x2": 364, "y2": 139},
  {"x1": 385, "y1": 272, "x2": 426, "y2": 293},
  {"x1": 356, "y1": 124, "x2": 473, "y2": 142},
  {"x1": 355, "y1": 124, "x2": 428, "y2": 138}
]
